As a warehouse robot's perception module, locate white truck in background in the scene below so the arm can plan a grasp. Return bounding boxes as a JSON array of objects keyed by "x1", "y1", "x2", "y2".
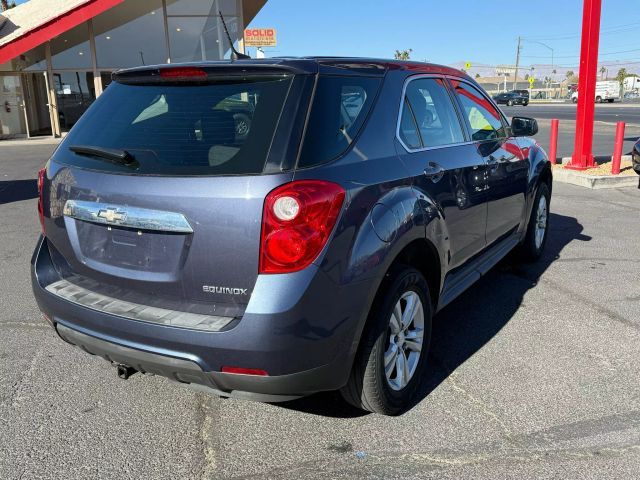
[
  {"x1": 571, "y1": 80, "x2": 621, "y2": 103},
  {"x1": 623, "y1": 76, "x2": 640, "y2": 92}
]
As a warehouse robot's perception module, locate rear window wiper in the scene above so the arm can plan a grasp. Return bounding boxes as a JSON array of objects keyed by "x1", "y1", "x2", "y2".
[{"x1": 69, "y1": 145, "x2": 139, "y2": 168}]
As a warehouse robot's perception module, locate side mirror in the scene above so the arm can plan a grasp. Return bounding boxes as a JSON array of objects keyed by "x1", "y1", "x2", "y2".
[{"x1": 511, "y1": 116, "x2": 538, "y2": 136}]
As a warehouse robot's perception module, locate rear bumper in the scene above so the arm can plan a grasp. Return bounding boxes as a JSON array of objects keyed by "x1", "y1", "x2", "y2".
[
  {"x1": 32, "y1": 236, "x2": 375, "y2": 400},
  {"x1": 56, "y1": 323, "x2": 338, "y2": 402}
]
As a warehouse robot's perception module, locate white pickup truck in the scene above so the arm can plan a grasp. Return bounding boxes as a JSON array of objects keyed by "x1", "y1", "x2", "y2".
[{"x1": 571, "y1": 80, "x2": 621, "y2": 103}]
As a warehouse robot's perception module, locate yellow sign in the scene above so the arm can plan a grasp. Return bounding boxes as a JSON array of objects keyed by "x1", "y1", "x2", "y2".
[
  {"x1": 465, "y1": 61, "x2": 472, "y2": 70},
  {"x1": 529, "y1": 77, "x2": 535, "y2": 86},
  {"x1": 244, "y1": 28, "x2": 277, "y2": 47}
]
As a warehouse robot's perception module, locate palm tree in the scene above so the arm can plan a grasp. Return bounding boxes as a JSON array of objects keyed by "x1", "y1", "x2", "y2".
[
  {"x1": 393, "y1": 49, "x2": 412, "y2": 60},
  {"x1": 1, "y1": 0, "x2": 9, "y2": 11},
  {"x1": 600, "y1": 66, "x2": 606, "y2": 80}
]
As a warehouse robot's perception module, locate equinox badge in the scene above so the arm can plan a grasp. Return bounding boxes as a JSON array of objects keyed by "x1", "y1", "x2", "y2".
[{"x1": 203, "y1": 286, "x2": 248, "y2": 296}]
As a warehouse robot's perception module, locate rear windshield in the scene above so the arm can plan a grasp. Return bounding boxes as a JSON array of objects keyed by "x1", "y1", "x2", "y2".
[
  {"x1": 297, "y1": 75, "x2": 381, "y2": 168},
  {"x1": 56, "y1": 76, "x2": 293, "y2": 176}
]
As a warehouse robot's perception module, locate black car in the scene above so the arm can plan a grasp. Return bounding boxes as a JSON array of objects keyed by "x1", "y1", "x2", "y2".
[
  {"x1": 493, "y1": 91, "x2": 529, "y2": 106},
  {"x1": 32, "y1": 58, "x2": 551, "y2": 415}
]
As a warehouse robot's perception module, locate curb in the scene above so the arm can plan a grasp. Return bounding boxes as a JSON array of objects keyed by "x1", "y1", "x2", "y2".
[{"x1": 554, "y1": 156, "x2": 639, "y2": 189}]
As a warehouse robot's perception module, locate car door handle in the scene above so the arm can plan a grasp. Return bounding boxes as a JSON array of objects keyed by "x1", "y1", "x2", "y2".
[{"x1": 423, "y1": 162, "x2": 445, "y2": 183}]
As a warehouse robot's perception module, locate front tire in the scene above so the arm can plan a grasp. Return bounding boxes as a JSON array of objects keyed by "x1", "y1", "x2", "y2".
[
  {"x1": 596, "y1": 96, "x2": 602, "y2": 103},
  {"x1": 340, "y1": 266, "x2": 432, "y2": 415},
  {"x1": 519, "y1": 182, "x2": 550, "y2": 261},
  {"x1": 507, "y1": 100, "x2": 513, "y2": 106}
]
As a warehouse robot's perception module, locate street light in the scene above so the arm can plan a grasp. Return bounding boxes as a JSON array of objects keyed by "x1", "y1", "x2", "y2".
[{"x1": 523, "y1": 39, "x2": 554, "y2": 80}]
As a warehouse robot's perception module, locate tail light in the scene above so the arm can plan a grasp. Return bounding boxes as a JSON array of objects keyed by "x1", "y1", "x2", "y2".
[
  {"x1": 160, "y1": 67, "x2": 207, "y2": 78},
  {"x1": 259, "y1": 180, "x2": 345, "y2": 274},
  {"x1": 37, "y1": 167, "x2": 46, "y2": 235}
]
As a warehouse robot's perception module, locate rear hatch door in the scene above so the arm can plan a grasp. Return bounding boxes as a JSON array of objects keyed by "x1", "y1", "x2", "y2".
[{"x1": 42, "y1": 64, "x2": 314, "y2": 318}]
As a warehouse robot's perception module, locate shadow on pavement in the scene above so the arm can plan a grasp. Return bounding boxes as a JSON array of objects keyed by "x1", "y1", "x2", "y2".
[
  {"x1": 0, "y1": 179, "x2": 38, "y2": 205},
  {"x1": 280, "y1": 213, "x2": 590, "y2": 418}
]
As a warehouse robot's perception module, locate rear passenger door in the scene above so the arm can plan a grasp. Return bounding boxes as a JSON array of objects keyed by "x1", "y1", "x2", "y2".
[
  {"x1": 396, "y1": 76, "x2": 488, "y2": 270},
  {"x1": 449, "y1": 79, "x2": 529, "y2": 246}
]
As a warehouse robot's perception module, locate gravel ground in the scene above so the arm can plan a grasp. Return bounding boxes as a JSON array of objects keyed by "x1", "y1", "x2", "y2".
[{"x1": 1, "y1": 142, "x2": 639, "y2": 479}]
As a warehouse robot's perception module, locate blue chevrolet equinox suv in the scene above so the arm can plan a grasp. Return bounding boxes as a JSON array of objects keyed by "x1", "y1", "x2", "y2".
[{"x1": 31, "y1": 58, "x2": 551, "y2": 415}]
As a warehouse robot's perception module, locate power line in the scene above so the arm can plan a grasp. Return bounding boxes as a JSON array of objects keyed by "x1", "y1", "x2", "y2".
[{"x1": 524, "y1": 20, "x2": 640, "y2": 41}]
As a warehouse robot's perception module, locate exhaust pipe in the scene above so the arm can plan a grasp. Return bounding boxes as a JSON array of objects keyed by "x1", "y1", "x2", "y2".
[{"x1": 115, "y1": 364, "x2": 137, "y2": 380}]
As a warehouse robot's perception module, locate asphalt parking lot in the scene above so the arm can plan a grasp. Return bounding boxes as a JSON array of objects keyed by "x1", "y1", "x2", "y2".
[{"x1": 1, "y1": 140, "x2": 640, "y2": 479}]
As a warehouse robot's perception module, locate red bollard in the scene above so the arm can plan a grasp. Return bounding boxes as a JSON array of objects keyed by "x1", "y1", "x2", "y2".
[
  {"x1": 549, "y1": 119, "x2": 559, "y2": 165},
  {"x1": 611, "y1": 121, "x2": 625, "y2": 175}
]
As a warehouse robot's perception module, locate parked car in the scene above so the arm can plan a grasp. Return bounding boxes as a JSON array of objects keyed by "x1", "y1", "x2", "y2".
[
  {"x1": 633, "y1": 139, "x2": 640, "y2": 177},
  {"x1": 493, "y1": 91, "x2": 529, "y2": 106},
  {"x1": 31, "y1": 58, "x2": 552, "y2": 415}
]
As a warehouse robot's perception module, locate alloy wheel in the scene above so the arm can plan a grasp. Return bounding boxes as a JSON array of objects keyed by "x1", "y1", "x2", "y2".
[
  {"x1": 384, "y1": 291, "x2": 425, "y2": 391},
  {"x1": 535, "y1": 195, "x2": 548, "y2": 249}
]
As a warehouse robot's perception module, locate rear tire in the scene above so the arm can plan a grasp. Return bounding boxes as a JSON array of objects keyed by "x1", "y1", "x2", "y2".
[
  {"x1": 596, "y1": 96, "x2": 602, "y2": 103},
  {"x1": 519, "y1": 182, "x2": 550, "y2": 262},
  {"x1": 507, "y1": 100, "x2": 513, "y2": 106},
  {"x1": 340, "y1": 266, "x2": 432, "y2": 415}
]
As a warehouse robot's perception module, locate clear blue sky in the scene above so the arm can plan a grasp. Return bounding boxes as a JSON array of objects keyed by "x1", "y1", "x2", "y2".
[{"x1": 248, "y1": 0, "x2": 640, "y2": 69}]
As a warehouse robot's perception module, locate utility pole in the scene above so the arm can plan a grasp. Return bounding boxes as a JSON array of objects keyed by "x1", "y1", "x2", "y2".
[{"x1": 513, "y1": 36, "x2": 521, "y2": 90}]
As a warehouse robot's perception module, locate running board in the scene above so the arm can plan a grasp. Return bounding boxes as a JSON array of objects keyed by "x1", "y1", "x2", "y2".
[{"x1": 437, "y1": 235, "x2": 519, "y2": 311}]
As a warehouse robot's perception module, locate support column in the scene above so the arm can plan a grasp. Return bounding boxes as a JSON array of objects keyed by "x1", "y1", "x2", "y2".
[
  {"x1": 88, "y1": 19, "x2": 103, "y2": 97},
  {"x1": 45, "y1": 42, "x2": 61, "y2": 138},
  {"x1": 568, "y1": 0, "x2": 602, "y2": 170}
]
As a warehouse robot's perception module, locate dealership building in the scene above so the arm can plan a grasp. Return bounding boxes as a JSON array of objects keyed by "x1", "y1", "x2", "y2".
[{"x1": 0, "y1": 0, "x2": 267, "y2": 139}]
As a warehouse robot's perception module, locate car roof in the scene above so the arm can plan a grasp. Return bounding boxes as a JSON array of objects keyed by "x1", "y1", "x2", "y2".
[{"x1": 115, "y1": 56, "x2": 472, "y2": 80}]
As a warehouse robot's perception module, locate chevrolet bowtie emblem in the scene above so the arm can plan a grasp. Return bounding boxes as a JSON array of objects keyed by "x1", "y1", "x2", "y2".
[{"x1": 97, "y1": 208, "x2": 127, "y2": 223}]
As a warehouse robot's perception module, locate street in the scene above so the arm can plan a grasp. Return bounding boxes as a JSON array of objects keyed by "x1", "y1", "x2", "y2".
[
  {"x1": 1, "y1": 142, "x2": 640, "y2": 479},
  {"x1": 502, "y1": 103, "x2": 640, "y2": 160}
]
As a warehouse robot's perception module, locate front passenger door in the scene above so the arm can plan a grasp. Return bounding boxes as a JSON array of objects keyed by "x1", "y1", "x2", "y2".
[{"x1": 449, "y1": 80, "x2": 529, "y2": 246}]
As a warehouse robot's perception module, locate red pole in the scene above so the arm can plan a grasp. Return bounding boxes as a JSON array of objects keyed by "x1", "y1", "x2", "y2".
[
  {"x1": 611, "y1": 121, "x2": 625, "y2": 175},
  {"x1": 568, "y1": 0, "x2": 602, "y2": 170},
  {"x1": 549, "y1": 119, "x2": 559, "y2": 165}
]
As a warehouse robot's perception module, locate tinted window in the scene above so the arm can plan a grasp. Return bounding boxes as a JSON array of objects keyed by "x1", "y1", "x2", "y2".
[
  {"x1": 297, "y1": 76, "x2": 381, "y2": 168},
  {"x1": 401, "y1": 77, "x2": 465, "y2": 149},
  {"x1": 398, "y1": 98, "x2": 421, "y2": 149},
  {"x1": 451, "y1": 80, "x2": 506, "y2": 141},
  {"x1": 56, "y1": 77, "x2": 292, "y2": 176}
]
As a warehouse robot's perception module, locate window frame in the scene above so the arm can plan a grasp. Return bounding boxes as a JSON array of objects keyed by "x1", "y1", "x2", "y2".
[
  {"x1": 446, "y1": 77, "x2": 512, "y2": 142},
  {"x1": 396, "y1": 74, "x2": 471, "y2": 153}
]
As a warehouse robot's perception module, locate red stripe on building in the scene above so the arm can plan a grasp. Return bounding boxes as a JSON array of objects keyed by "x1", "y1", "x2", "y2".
[{"x1": 0, "y1": 0, "x2": 124, "y2": 65}]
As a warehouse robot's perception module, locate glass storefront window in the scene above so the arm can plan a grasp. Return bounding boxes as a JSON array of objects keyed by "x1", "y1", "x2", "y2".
[
  {"x1": 53, "y1": 71, "x2": 95, "y2": 131},
  {"x1": 13, "y1": 44, "x2": 47, "y2": 71},
  {"x1": 166, "y1": 0, "x2": 237, "y2": 16},
  {"x1": 168, "y1": 16, "x2": 235, "y2": 63},
  {"x1": 93, "y1": 0, "x2": 167, "y2": 68},
  {"x1": 51, "y1": 23, "x2": 91, "y2": 69}
]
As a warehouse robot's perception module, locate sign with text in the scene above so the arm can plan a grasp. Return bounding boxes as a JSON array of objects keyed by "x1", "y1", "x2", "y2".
[{"x1": 244, "y1": 28, "x2": 277, "y2": 47}]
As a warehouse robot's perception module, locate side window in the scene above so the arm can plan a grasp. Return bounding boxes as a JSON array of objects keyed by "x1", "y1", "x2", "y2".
[
  {"x1": 399, "y1": 77, "x2": 465, "y2": 150},
  {"x1": 450, "y1": 80, "x2": 506, "y2": 141},
  {"x1": 298, "y1": 76, "x2": 381, "y2": 168},
  {"x1": 398, "y1": 98, "x2": 421, "y2": 149}
]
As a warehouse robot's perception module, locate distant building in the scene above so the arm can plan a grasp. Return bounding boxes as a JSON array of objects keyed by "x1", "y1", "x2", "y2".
[{"x1": 0, "y1": 0, "x2": 267, "y2": 139}]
